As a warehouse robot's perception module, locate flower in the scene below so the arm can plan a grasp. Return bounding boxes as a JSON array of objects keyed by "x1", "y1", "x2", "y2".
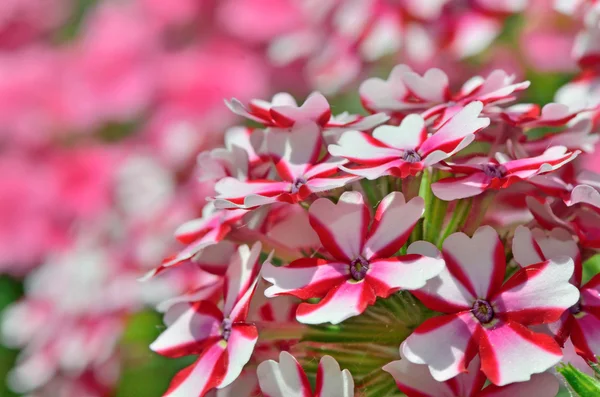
[
  {"x1": 262, "y1": 191, "x2": 444, "y2": 324},
  {"x1": 402, "y1": 226, "x2": 580, "y2": 386},
  {"x1": 431, "y1": 146, "x2": 580, "y2": 201},
  {"x1": 257, "y1": 351, "x2": 354, "y2": 397},
  {"x1": 328, "y1": 101, "x2": 490, "y2": 180},
  {"x1": 383, "y1": 354, "x2": 559, "y2": 397},
  {"x1": 360, "y1": 65, "x2": 530, "y2": 121},
  {"x1": 150, "y1": 243, "x2": 263, "y2": 396},
  {"x1": 213, "y1": 122, "x2": 358, "y2": 209},
  {"x1": 514, "y1": 226, "x2": 600, "y2": 364}
]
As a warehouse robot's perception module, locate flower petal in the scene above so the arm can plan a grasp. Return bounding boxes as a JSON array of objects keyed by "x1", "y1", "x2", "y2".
[
  {"x1": 295, "y1": 280, "x2": 377, "y2": 324},
  {"x1": 402, "y1": 312, "x2": 479, "y2": 382},
  {"x1": 569, "y1": 312, "x2": 600, "y2": 363},
  {"x1": 371, "y1": 114, "x2": 427, "y2": 150},
  {"x1": 262, "y1": 259, "x2": 349, "y2": 300},
  {"x1": 493, "y1": 257, "x2": 579, "y2": 325},
  {"x1": 162, "y1": 341, "x2": 227, "y2": 397},
  {"x1": 432, "y1": 172, "x2": 492, "y2": 200},
  {"x1": 442, "y1": 226, "x2": 506, "y2": 301},
  {"x1": 150, "y1": 301, "x2": 223, "y2": 358},
  {"x1": 257, "y1": 351, "x2": 311, "y2": 397},
  {"x1": 308, "y1": 191, "x2": 370, "y2": 262},
  {"x1": 364, "y1": 192, "x2": 424, "y2": 259},
  {"x1": 366, "y1": 255, "x2": 445, "y2": 296},
  {"x1": 270, "y1": 92, "x2": 331, "y2": 127},
  {"x1": 315, "y1": 355, "x2": 355, "y2": 397},
  {"x1": 477, "y1": 321, "x2": 562, "y2": 386},
  {"x1": 267, "y1": 122, "x2": 323, "y2": 180},
  {"x1": 223, "y1": 243, "x2": 262, "y2": 321},
  {"x1": 328, "y1": 130, "x2": 401, "y2": 165},
  {"x1": 478, "y1": 372, "x2": 559, "y2": 397},
  {"x1": 418, "y1": 101, "x2": 489, "y2": 159},
  {"x1": 218, "y1": 324, "x2": 259, "y2": 389}
]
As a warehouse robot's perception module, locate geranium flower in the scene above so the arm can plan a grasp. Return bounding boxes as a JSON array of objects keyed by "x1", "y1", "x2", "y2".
[
  {"x1": 150, "y1": 243, "x2": 263, "y2": 396},
  {"x1": 384, "y1": 354, "x2": 559, "y2": 397},
  {"x1": 262, "y1": 191, "x2": 445, "y2": 324},
  {"x1": 328, "y1": 101, "x2": 489, "y2": 180},
  {"x1": 431, "y1": 146, "x2": 579, "y2": 201},
  {"x1": 514, "y1": 226, "x2": 600, "y2": 364},
  {"x1": 213, "y1": 122, "x2": 358, "y2": 210},
  {"x1": 402, "y1": 226, "x2": 580, "y2": 386},
  {"x1": 257, "y1": 352, "x2": 354, "y2": 397}
]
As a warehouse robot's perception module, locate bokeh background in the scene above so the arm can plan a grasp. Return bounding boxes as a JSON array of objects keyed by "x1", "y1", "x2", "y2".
[{"x1": 0, "y1": 0, "x2": 599, "y2": 396}]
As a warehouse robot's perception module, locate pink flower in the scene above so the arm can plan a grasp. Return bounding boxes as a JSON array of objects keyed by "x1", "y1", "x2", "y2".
[
  {"x1": 402, "y1": 226, "x2": 579, "y2": 385},
  {"x1": 257, "y1": 352, "x2": 354, "y2": 397},
  {"x1": 227, "y1": 91, "x2": 387, "y2": 131},
  {"x1": 359, "y1": 65, "x2": 529, "y2": 121},
  {"x1": 144, "y1": 203, "x2": 250, "y2": 278},
  {"x1": 328, "y1": 101, "x2": 490, "y2": 180},
  {"x1": 213, "y1": 122, "x2": 359, "y2": 209},
  {"x1": 262, "y1": 191, "x2": 445, "y2": 324},
  {"x1": 431, "y1": 147, "x2": 580, "y2": 200},
  {"x1": 384, "y1": 354, "x2": 559, "y2": 397},
  {"x1": 514, "y1": 226, "x2": 600, "y2": 364},
  {"x1": 151, "y1": 243, "x2": 263, "y2": 396}
]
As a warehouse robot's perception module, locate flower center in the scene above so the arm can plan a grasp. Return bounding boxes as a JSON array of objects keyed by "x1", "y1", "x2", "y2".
[
  {"x1": 290, "y1": 177, "x2": 307, "y2": 194},
  {"x1": 472, "y1": 299, "x2": 494, "y2": 324},
  {"x1": 569, "y1": 300, "x2": 582, "y2": 315},
  {"x1": 221, "y1": 318, "x2": 233, "y2": 341},
  {"x1": 482, "y1": 164, "x2": 506, "y2": 178},
  {"x1": 349, "y1": 256, "x2": 369, "y2": 281},
  {"x1": 402, "y1": 149, "x2": 422, "y2": 163}
]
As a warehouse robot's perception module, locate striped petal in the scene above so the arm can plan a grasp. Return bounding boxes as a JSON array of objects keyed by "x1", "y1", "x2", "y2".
[
  {"x1": 492, "y1": 257, "x2": 579, "y2": 325},
  {"x1": 402, "y1": 312, "x2": 479, "y2": 382},
  {"x1": 162, "y1": 341, "x2": 227, "y2": 397},
  {"x1": 315, "y1": 355, "x2": 354, "y2": 397},
  {"x1": 477, "y1": 321, "x2": 562, "y2": 386},
  {"x1": 257, "y1": 351, "x2": 312, "y2": 397},
  {"x1": 364, "y1": 192, "x2": 424, "y2": 259},
  {"x1": 432, "y1": 173, "x2": 492, "y2": 201},
  {"x1": 267, "y1": 123, "x2": 323, "y2": 181},
  {"x1": 295, "y1": 280, "x2": 377, "y2": 324},
  {"x1": 270, "y1": 92, "x2": 331, "y2": 128},
  {"x1": 479, "y1": 372, "x2": 559, "y2": 397},
  {"x1": 308, "y1": 191, "x2": 370, "y2": 262},
  {"x1": 371, "y1": 114, "x2": 427, "y2": 150},
  {"x1": 150, "y1": 301, "x2": 222, "y2": 358},
  {"x1": 262, "y1": 259, "x2": 349, "y2": 300},
  {"x1": 569, "y1": 312, "x2": 600, "y2": 363},
  {"x1": 218, "y1": 324, "x2": 259, "y2": 390},
  {"x1": 366, "y1": 255, "x2": 445, "y2": 296},
  {"x1": 223, "y1": 243, "x2": 262, "y2": 321}
]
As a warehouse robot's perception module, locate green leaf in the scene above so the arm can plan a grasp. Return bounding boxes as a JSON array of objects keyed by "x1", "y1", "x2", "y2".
[{"x1": 557, "y1": 363, "x2": 600, "y2": 397}]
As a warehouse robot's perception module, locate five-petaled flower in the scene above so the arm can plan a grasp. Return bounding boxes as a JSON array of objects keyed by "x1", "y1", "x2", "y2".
[
  {"x1": 150, "y1": 243, "x2": 263, "y2": 396},
  {"x1": 402, "y1": 226, "x2": 580, "y2": 386},
  {"x1": 328, "y1": 101, "x2": 490, "y2": 180},
  {"x1": 262, "y1": 191, "x2": 445, "y2": 324},
  {"x1": 431, "y1": 146, "x2": 580, "y2": 201},
  {"x1": 514, "y1": 226, "x2": 600, "y2": 364},
  {"x1": 214, "y1": 122, "x2": 359, "y2": 209}
]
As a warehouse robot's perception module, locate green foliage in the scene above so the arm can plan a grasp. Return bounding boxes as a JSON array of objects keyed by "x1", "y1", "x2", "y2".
[
  {"x1": 557, "y1": 363, "x2": 600, "y2": 397},
  {"x1": 0, "y1": 276, "x2": 23, "y2": 397}
]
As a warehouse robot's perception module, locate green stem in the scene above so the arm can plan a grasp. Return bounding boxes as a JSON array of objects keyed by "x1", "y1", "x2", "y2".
[
  {"x1": 360, "y1": 179, "x2": 380, "y2": 209},
  {"x1": 418, "y1": 169, "x2": 433, "y2": 241},
  {"x1": 462, "y1": 191, "x2": 496, "y2": 236},
  {"x1": 438, "y1": 199, "x2": 472, "y2": 247}
]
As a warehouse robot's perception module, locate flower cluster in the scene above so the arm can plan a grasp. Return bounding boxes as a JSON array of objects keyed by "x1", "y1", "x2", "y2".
[{"x1": 148, "y1": 62, "x2": 600, "y2": 396}]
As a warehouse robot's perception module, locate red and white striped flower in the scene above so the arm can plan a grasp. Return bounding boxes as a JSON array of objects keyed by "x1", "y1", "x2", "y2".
[
  {"x1": 262, "y1": 191, "x2": 445, "y2": 324},
  {"x1": 514, "y1": 226, "x2": 600, "y2": 364},
  {"x1": 143, "y1": 203, "x2": 250, "y2": 279},
  {"x1": 431, "y1": 146, "x2": 580, "y2": 200},
  {"x1": 150, "y1": 243, "x2": 263, "y2": 396},
  {"x1": 384, "y1": 353, "x2": 559, "y2": 397},
  {"x1": 328, "y1": 102, "x2": 490, "y2": 180},
  {"x1": 360, "y1": 65, "x2": 529, "y2": 121},
  {"x1": 402, "y1": 226, "x2": 580, "y2": 386},
  {"x1": 214, "y1": 122, "x2": 358, "y2": 209},
  {"x1": 257, "y1": 351, "x2": 354, "y2": 397}
]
